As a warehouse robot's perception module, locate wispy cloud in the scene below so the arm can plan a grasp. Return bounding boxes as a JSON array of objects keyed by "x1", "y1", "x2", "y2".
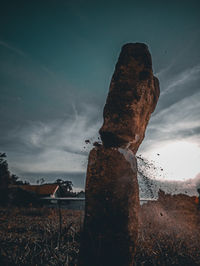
[
  {"x1": 141, "y1": 91, "x2": 200, "y2": 154},
  {"x1": 161, "y1": 64, "x2": 200, "y2": 96},
  {"x1": 0, "y1": 39, "x2": 103, "y2": 186},
  {"x1": 140, "y1": 61, "x2": 200, "y2": 164},
  {"x1": 0, "y1": 40, "x2": 27, "y2": 57},
  {"x1": 8, "y1": 103, "x2": 101, "y2": 176},
  {"x1": 0, "y1": 39, "x2": 61, "y2": 82},
  {"x1": 1, "y1": 37, "x2": 200, "y2": 186},
  {"x1": 152, "y1": 91, "x2": 200, "y2": 130}
]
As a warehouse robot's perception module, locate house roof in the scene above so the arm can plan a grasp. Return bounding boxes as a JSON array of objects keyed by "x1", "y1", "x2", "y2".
[{"x1": 17, "y1": 184, "x2": 59, "y2": 196}]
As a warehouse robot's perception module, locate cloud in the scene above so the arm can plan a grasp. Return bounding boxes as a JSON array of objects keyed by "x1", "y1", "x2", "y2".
[
  {"x1": 0, "y1": 39, "x2": 104, "y2": 187},
  {"x1": 21, "y1": 103, "x2": 101, "y2": 153},
  {"x1": 19, "y1": 171, "x2": 86, "y2": 187},
  {"x1": 141, "y1": 93, "x2": 200, "y2": 155},
  {"x1": 0, "y1": 40, "x2": 27, "y2": 57},
  {"x1": 1, "y1": 34, "x2": 199, "y2": 187},
  {"x1": 0, "y1": 39, "x2": 69, "y2": 90},
  {"x1": 161, "y1": 64, "x2": 200, "y2": 96},
  {"x1": 0, "y1": 40, "x2": 79, "y2": 135},
  {"x1": 138, "y1": 60, "x2": 200, "y2": 183},
  {"x1": 8, "y1": 103, "x2": 101, "y2": 179},
  {"x1": 183, "y1": 173, "x2": 200, "y2": 189},
  {"x1": 139, "y1": 60, "x2": 200, "y2": 154},
  {"x1": 152, "y1": 91, "x2": 200, "y2": 133}
]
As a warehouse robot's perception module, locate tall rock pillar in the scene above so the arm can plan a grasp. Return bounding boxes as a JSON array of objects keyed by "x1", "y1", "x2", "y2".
[{"x1": 78, "y1": 43, "x2": 160, "y2": 266}]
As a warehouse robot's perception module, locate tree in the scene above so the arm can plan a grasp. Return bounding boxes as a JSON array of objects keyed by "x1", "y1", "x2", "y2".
[
  {"x1": 0, "y1": 153, "x2": 11, "y2": 189},
  {"x1": 0, "y1": 153, "x2": 31, "y2": 205},
  {"x1": 54, "y1": 179, "x2": 73, "y2": 197},
  {"x1": 0, "y1": 153, "x2": 11, "y2": 205},
  {"x1": 10, "y1": 174, "x2": 30, "y2": 185},
  {"x1": 36, "y1": 178, "x2": 45, "y2": 185}
]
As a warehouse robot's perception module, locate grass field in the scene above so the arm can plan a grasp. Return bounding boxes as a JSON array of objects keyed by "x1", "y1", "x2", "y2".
[
  {"x1": 0, "y1": 207, "x2": 83, "y2": 265},
  {"x1": 0, "y1": 193, "x2": 199, "y2": 265},
  {"x1": 136, "y1": 193, "x2": 200, "y2": 265}
]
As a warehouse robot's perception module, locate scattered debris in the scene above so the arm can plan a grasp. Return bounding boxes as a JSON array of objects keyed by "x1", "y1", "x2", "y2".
[{"x1": 93, "y1": 141, "x2": 101, "y2": 147}]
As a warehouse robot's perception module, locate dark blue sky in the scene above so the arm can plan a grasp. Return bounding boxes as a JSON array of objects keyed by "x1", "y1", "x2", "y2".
[{"x1": 0, "y1": 0, "x2": 200, "y2": 188}]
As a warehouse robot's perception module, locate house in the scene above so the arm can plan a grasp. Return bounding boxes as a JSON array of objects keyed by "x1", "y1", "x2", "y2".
[{"x1": 17, "y1": 184, "x2": 60, "y2": 198}]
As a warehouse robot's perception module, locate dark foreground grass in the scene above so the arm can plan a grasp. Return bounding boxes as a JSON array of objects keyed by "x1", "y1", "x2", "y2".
[
  {"x1": 135, "y1": 193, "x2": 200, "y2": 265},
  {"x1": 0, "y1": 194, "x2": 199, "y2": 265},
  {"x1": 0, "y1": 207, "x2": 83, "y2": 265}
]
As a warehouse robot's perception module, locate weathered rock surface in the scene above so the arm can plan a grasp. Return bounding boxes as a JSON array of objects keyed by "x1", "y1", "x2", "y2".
[
  {"x1": 78, "y1": 43, "x2": 159, "y2": 266},
  {"x1": 79, "y1": 145, "x2": 139, "y2": 266},
  {"x1": 99, "y1": 43, "x2": 160, "y2": 153}
]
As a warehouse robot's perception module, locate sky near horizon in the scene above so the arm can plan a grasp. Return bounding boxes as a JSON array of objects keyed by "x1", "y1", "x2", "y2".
[{"x1": 0, "y1": 0, "x2": 200, "y2": 188}]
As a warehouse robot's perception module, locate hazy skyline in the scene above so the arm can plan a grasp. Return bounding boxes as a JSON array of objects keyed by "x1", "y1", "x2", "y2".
[{"x1": 0, "y1": 0, "x2": 200, "y2": 188}]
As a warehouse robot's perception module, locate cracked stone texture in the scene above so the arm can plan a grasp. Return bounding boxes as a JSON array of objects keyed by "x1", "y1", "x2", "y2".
[
  {"x1": 99, "y1": 43, "x2": 160, "y2": 154},
  {"x1": 79, "y1": 146, "x2": 139, "y2": 266}
]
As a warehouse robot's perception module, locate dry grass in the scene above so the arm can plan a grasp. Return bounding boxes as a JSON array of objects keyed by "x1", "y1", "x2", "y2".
[
  {"x1": 0, "y1": 207, "x2": 83, "y2": 265},
  {"x1": 0, "y1": 193, "x2": 199, "y2": 265},
  {"x1": 135, "y1": 193, "x2": 200, "y2": 265}
]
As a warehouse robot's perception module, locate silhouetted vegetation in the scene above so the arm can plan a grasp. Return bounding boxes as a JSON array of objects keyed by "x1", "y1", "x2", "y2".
[
  {"x1": 54, "y1": 179, "x2": 76, "y2": 197},
  {"x1": 0, "y1": 153, "x2": 79, "y2": 207},
  {"x1": 0, "y1": 153, "x2": 35, "y2": 206},
  {"x1": 0, "y1": 153, "x2": 29, "y2": 188},
  {"x1": 0, "y1": 153, "x2": 10, "y2": 188},
  {"x1": 7, "y1": 187, "x2": 42, "y2": 207}
]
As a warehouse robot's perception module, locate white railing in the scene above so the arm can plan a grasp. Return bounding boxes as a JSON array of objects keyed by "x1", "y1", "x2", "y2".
[{"x1": 41, "y1": 197, "x2": 157, "y2": 202}]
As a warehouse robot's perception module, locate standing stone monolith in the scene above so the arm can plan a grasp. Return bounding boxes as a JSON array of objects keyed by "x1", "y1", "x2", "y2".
[{"x1": 78, "y1": 43, "x2": 160, "y2": 266}]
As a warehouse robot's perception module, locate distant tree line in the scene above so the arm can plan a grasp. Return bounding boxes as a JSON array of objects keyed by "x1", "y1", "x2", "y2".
[
  {"x1": 0, "y1": 152, "x2": 29, "y2": 188},
  {"x1": 53, "y1": 178, "x2": 74, "y2": 197},
  {"x1": 0, "y1": 152, "x2": 80, "y2": 206},
  {"x1": 0, "y1": 153, "x2": 36, "y2": 206}
]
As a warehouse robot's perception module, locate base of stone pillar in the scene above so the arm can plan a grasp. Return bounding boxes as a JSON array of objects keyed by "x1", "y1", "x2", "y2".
[{"x1": 78, "y1": 146, "x2": 139, "y2": 266}]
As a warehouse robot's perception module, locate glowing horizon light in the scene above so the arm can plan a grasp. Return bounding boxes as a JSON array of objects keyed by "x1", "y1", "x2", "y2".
[{"x1": 143, "y1": 140, "x2": 200, "y2": 181}]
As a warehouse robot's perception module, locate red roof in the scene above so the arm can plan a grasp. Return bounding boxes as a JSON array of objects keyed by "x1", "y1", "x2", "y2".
[{"x1": 19, "y1": 184, "x2": 59, "y2": 196}]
